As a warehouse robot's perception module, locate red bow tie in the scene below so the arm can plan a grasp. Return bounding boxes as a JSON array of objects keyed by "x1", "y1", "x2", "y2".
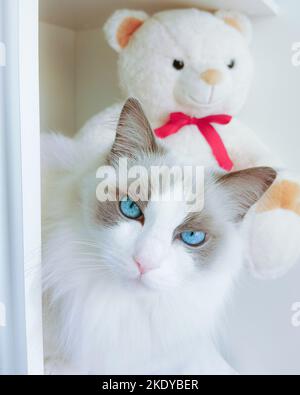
[{"x1": 154, "y1": 112, "x2": 233, "y2": 172}]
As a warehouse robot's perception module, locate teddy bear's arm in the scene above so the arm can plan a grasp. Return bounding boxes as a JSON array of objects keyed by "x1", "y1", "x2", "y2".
[
  {"x1": 225, "y1": 119, "x2": 283, "y2": 171},
  {"x1": 227, "y1": 122, "x2": 300, "y2": 279}
]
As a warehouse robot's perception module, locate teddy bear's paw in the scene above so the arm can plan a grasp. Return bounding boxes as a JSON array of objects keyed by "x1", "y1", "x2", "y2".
[
  {"x1": 247, "y1": 209, "x2": 300, "y2": 279},
  {"x1": 256, "y1": 180, "x2": 300, "y2": 215}
]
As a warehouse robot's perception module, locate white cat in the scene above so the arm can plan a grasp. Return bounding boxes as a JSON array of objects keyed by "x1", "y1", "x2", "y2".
[{"x1": 42, "y1": 99, "x2": 276, "y2": 375}]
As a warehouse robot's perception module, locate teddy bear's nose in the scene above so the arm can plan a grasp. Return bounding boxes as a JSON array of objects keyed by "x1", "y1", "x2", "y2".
[{"x1": 200, "y1": 69, "x2": 223, "y2": 86}]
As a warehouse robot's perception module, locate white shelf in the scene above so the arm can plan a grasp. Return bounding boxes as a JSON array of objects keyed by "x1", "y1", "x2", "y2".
[{"x1": 39, "y1": 0, "x2": 279, "y2": 31}]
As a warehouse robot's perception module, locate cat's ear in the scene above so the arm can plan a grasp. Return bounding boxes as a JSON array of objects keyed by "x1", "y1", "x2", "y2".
[
  {"x1": 104, "y1": 10, "x2": 148, "y2": 52},
  {"x1": 108, "y1": 98, "x2": 160, "y2": 165},
  {"x1": 218, "y1": 167, "x2": 277, "y2": 222}
]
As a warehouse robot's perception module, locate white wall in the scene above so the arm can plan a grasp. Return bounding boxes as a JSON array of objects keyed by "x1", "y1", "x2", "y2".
[
  {"x1": 39, "y1": 23, "x2": 76, "y2": 136},
  {"x1": 240, "y1": 0, "x2": 300, "y2": 174},
  {"x1": 75, "y1": 28, "x2": 120, "y2": 131},
  {"x1": 39, "y1": 24, "x2": 120, "y2": 135},
  {"x1": 226, "y1": 0, "x2": 300, "y2": 375}
]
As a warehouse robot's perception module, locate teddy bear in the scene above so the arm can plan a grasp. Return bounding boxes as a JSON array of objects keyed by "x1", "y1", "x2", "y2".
[{"x1": 77, "y1": 8, "x2": 300, "y2": 279}]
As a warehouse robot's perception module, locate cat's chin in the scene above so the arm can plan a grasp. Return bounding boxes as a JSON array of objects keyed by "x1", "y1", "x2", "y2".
[
  {"x1": 126, "y1": 275, "x2": 163, "y2": 292},
  {"x1": 119, "y1": 272, "x2": 176, "y2": 292},
  {"x1": 138, "y1": 276, "x2": 161, "y2": 291},
  {"x1": 134, "y1": 271, "x2": 180, "y2": 292}
]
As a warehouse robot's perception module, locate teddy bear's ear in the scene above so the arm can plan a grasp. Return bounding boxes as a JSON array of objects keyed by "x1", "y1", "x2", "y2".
[
  {"x1": 103, "y1": 9, "x2": 148, "y2": 53},
  {"x1": 215, "y1": 10, "x2": 252, "y2": 45}
]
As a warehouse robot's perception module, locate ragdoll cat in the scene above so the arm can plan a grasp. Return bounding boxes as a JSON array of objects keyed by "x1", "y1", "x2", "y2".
[{"x1": 42, "y1": 98, "x2": 276, "y2": 375}]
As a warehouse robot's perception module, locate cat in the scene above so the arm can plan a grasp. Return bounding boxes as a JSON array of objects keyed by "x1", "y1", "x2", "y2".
[{"x1": 42, "y1": 98, "x2": 276, "y2": 375}]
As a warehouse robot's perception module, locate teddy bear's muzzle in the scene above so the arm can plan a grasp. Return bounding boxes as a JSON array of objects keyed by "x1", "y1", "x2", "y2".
[
  {"x1": 174, "y1": 67, "x2": 232, "y2": 111},
  {"x1": 200, "y1": 69, "x2": 224, "y2": 86}
]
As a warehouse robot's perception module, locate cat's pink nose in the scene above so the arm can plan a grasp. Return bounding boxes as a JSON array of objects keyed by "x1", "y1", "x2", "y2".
[{"x1": 134, "y1": 258, "x2": 151, "y2": 275}]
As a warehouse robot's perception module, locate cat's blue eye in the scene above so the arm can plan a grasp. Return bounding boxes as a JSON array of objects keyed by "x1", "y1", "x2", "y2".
[
  {"x1": 180, "y1": 231, "x2": 206, "y2": 247},
  {"x1": 119, "y1": 196, "x2": 143, "y2": 220}
]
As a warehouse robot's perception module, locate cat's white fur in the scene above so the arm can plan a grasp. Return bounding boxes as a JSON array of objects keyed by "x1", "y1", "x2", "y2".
[{"x1": 42, "y1": 100, "x2": 275, "y2": 375}]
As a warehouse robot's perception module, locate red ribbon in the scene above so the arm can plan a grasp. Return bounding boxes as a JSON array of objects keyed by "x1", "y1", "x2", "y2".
[{"x1": 155, "y1": 112, "x2": 233, "y2": 172}]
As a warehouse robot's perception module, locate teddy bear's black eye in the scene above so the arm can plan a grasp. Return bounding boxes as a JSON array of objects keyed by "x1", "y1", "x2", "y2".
[
  {"x1": 173, "y1": 59, "x2": 185, "y2": 70},
  {"x1": 227, "y1": 59, "x2": 235, "y2": 69}
]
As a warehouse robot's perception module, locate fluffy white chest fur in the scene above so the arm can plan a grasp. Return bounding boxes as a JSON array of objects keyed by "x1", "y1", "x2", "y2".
[
  {"x1": 43, "y1": 247, "x2": 238, "y2": 375},
  {"x1": 42, "y1": 100, "x2": 276, "y2": 375}
]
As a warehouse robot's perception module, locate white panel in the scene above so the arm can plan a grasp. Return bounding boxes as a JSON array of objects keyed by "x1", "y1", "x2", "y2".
[
  {"x1": 39, "y1": 0, "x2": 279, "y2": 31},
  {"x1": 0, "y1": 42, "x2": 5, "y2": 66},
  {"x1": 19, "y1": 0, "x2": 44, "y2": 375},
  {"x1": 0, "y1": 0, "x2": 28, "y2": 374}
]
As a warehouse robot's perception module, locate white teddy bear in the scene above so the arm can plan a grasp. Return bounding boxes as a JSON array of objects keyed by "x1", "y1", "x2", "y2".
[{"x1": 78, "y1": 8, "x2": 300, "y2": 279}]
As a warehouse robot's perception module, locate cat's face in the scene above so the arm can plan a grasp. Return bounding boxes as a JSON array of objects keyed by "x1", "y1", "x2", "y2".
[{"x1": 81, "y1": 99, "x2": 276, "y2": 294}]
